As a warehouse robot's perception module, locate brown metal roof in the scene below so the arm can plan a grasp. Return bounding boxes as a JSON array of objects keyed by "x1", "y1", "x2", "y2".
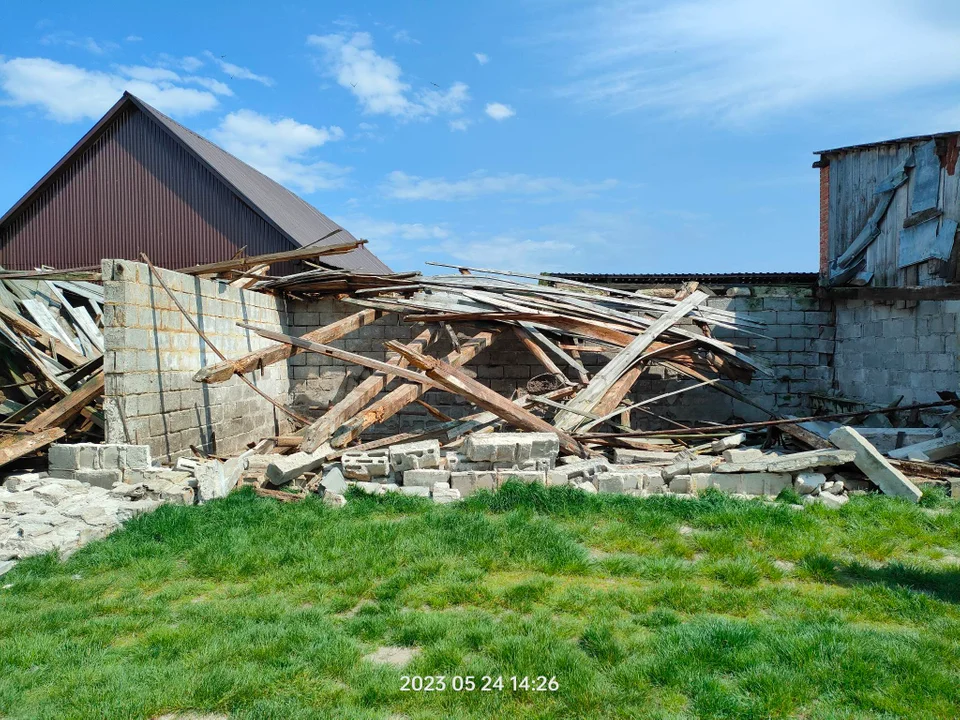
[
  {"x1": 0, "y1": 92, "x2": 390, "y2": 273},
  {"x1": 815, "y1": 130, "x2": 960, "y2": 157}
]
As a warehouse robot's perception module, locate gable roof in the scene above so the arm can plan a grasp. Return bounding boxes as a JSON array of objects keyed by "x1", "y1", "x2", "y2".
[{"x1": 0, "y1": 92, "x2": 391, "y2": 273}]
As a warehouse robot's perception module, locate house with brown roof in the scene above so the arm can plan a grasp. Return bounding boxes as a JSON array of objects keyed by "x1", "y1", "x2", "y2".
[{"x1": 0, "y1": 92, "x2": 389, "y2": 274}]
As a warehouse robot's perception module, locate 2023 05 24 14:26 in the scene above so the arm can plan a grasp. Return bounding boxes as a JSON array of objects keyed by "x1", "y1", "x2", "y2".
[{"x1": 400, "y1": 676, "x2": 560, "y2": 692}]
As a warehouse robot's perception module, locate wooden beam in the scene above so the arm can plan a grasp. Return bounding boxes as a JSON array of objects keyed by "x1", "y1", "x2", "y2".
[
  {"x1": 590, "y1": 366, "x2": 642, "y2": 419},
  {"x1": 300, "y1": 328, "x2": 437, "y2": 452},
  {"x1": 176, "y1": 234, "x2": 360, "y2": 276},
  {"x1": 552, "y1": 291, "x2": 709, "y2": 431},
  {"x1": 513, "y1": 327, "x2": 568, "y2": 382},
  {"x1": 237, "y1": 324, "x2": 443, "y2": 389},
  {"x1": 0, "y1": 426, "x2": 66, "y2": 469},
  {"x1": 329, "y1": 330, "x2": 498, "y2": 449},
  {"x1": 194, "y1": 309, "x2": 386, "y2": 384},
  {"x1": 0, "y1": 304, "x2": 87, "y2": 366},
  {"x1": 22, "y1": 373, "x2": 104, "y2": 433},
  {"x1": 385, "y1": 340, "x2": 586, "y2": 457}
]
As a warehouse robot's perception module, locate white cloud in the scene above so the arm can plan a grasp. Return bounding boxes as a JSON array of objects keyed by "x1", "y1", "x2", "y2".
[
  {"x1": 449, "y1": 119, "x2": 470, "y2": 132},
  {"x1": 185, "y1": 76, "x2": 233, "y2": 96},
  {"x1": 40, "y1": 32, "x2": 116, "y2": 55},
  {"x1": 180, "y1": 56, "x2": 204, "y2": 72},
  {"x1": 203, "y1": 51, "x2": 274, "y2": 86},
  {"x1": 474, "y1": 52, "x2": 489, "y2": 65},
  {"x1": 484, "y1": 102, "x2": 514, "y2": 120},
  {"x1": 429, "y1": 236, "x2": 577, "y2": 274},
  {"x1": 556, "y1": 0, "x2": 960, "y2": 121},
  {"x1": 115, "y1": 65, "x2": 181, "y2": 83},
  {"x1": 125, "y1": 35, "x2": 143, "y2": 43},
  {"x1": 393, "y1": 30, "x2": 420, "y2": 45},
  {"x1": 338, "y1": 215, "x2": 449, "y2": 242},
  {"x1": 307, "y1": 32, "x2": 469, "y2": 119},
  {"x1": 0, "y1": 57, "x2": 218, "y2": 122},
  {"x1": 210, "y1": 109, "x2": 348, "y2": 193},
  {"x1": 382, "y1": 170, "x2": 616, "y2": 201}
]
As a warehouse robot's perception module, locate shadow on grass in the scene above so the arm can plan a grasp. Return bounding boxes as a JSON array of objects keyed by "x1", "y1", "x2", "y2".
[{"x1": 837, "y1": 561, "x2": 960, "y2": 604}]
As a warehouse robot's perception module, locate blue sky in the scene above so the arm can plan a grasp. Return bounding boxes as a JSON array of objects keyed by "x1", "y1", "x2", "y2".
[{"x1": 2, "y1": 0, "x2": 960, "y2": 274}]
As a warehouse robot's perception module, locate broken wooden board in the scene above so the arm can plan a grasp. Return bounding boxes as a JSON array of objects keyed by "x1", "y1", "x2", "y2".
[
  {"x1": 194, "y1": 309, "x2": 386, "y2": 383},
  {"x1": 0, "y1": 426, "x2": 66, "y2": 468}
]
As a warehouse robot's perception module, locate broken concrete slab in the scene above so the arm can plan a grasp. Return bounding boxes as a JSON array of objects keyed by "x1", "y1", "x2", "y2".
[
  {"x1": 72, "y1": 469, "x2": 123, "y2": 489},
  {"x1": 449, "y1": 470, "x2": 496, "y2": 497},
  {"x1": 714, "y1": 449, "x2": 856, "y2": 474},
  {"x1": 431, "y1": 482, "x2": 461, "y2": 504},
  {"x1": 319, "y1": 465, "x2": 348, "y2": 495},
  {"x1": 690, "y1": 472, "x2": 792, "y2": 496},
  {"x1": 721, "y1": 448, "x2": 764, "y2": 463},
  {"x1": 662, "y1": 455, "x2": 718, "y2": 480},
  {"x1": 711, "y1": 433, "x2": 746, "y2": 453},
  {"x1": 267, "y1": 450, "x2": 328, "y2": 486},
  {"x1": 828, "y1": 427, "x2": 922, "y2": 502},
  {"x1": 389, "y1": 439, "x2": 441, "y2": 471},
  {"x1": 612, "y1": 449, "x2": 677, "y2": 465},
  {"x1": 399, "y1": 485, "x2": 431, "y2": 497},
  {"x1": 795, "y1": 472, "x2": 826, "y2": 495},
  {"x1": 888, "y1": 431, "x2": 960, "y2": 462},
  {"x1": 547, "y1": 458, "x2": 609, "y2": 486}
]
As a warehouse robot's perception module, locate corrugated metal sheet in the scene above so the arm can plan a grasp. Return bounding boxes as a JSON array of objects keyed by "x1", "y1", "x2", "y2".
[
  {"x1": 817, "y1": 130, "x2": 960, "y2": 157},
  {"x1": 0, "y1": 92, "x2": 391, "y2": 273}
]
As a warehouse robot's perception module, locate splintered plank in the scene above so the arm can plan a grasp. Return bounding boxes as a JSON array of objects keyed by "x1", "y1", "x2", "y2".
[
  {"x1": 0, "y1": 304, "x2": 87, "y2": 366},
  {"x1": 329, "y1": 330, "x2": 499, "y2": 449},
  {"x1": 194, "y1": 309, "x2": 386, "y2": 384},
  {"x1": 385, "y1": 340, "x2": 585, "y2": 457},
  {"x1": 0, "y1": 427, "x2": 66, "y2": 468},
  {"x1": 300, "y1": 327, "x2": 437, "y2": 452},
  {"x1": 177, "y1": 233, "x2": 358, "y2": 275},
  {"x1": 513, "y1": 327, "x2": 568, "y2": 382},
  {"x1": 22, "y1": 373, "x2": 104, "y2": 433},
  {"x1": 552, "y1": 291, "x2": 709, "y2": 431}
]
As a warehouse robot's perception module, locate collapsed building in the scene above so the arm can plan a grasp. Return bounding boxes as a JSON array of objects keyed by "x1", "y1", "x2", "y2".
[{"x1": 1, "y1": 103, "x2": 959, "y2": 572}]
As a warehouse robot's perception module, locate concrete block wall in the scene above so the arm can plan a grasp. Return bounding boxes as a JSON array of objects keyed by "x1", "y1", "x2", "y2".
[
  {"x1": 833, "y1": 299, "x2": 960, "y2": 405},
  {"x1": 102, "y1": 260, "x2": 292, "y2": 461}
]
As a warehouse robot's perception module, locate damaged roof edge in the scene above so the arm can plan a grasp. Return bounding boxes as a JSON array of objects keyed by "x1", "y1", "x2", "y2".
[
  {"x1": 545, "y1": 272, "x2": 819, "y2": 286},
  {"x1": 814, "y1": 130, "x2": 960, "y2": 157}
]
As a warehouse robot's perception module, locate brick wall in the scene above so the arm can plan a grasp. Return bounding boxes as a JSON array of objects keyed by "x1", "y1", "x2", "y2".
[
  {"x1": 833, "y1": 299, "x2": 960, "y2": 405},
  {"x1": 102, "y1": 260, "x2": 292, "y2": 461}
]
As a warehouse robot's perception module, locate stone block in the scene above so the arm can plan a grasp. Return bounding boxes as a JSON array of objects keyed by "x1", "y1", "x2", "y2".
[
  {"x1": 403, "y1": 469, "x2": 451, "y2": 487},
  {"x1": 400, "y1": 485, "x2": 431, "y2": 497},
  {"x1": 120, "y1": 445, "x2": 152, "y2": 470},
  {"x1": 319, "y1": 465, "x2": 348, "y2": 495},
  {"x1": 613, "y1": 449, "x2": 677, "y2": 465},
  {"x1": 795, "y1": 472, "x2": 826, "y2": 495},
  {"x1": 496, "y1": 469, "x2": 546, "y2": 485},
  {"x1": 463, "y1": 432, "x2": 559, "y2": 464},
  {"x1": 668, "y1": 474, "x2": 693, "y2": 493},
  {"x1": 449, "y1": 470, "x2": 497, "y2": 497},
  {"x1": 444, "y1": 452, "x2": 492, "y2": 472},
  {"x1": 689, "y1": 472, "x2": 792, "y2": 496},
  {"x1": 547, "y1": 459, "x2": 609, "y2": 486},
  {"x1": 721, "y1": 448, "x2": 764, "y2": 463},
  {"x1": 389, "y1": 439, "x2": 441, "y2": 471},
  {"x1": 74, "y1": 469, "x2": 123, "y2": 489},
  {"x1": 711, "y1": 433, "x2": 746, "y2": 453},
  {"x1": 596, "y1": 471, "x2": 640, "y2": 494},
  {"x1": 48, "y1": 443, "x2": 98, "y2": 472}
]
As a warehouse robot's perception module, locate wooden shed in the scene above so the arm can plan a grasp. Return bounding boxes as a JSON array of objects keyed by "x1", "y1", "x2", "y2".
[
  {"x1": 0, "y1": 92, "x2": 390, "y2": 274},
  {"x1": 816, "y1": 132, "x2": 960, "y2": 289}
]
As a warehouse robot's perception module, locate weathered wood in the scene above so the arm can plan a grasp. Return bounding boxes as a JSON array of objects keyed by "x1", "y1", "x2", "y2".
[
  {"x1": 300, "y1": 328, "x2": 437, "y2": 452},
  {"x1": 553, "y1": 291, "x2": 709, "y2": 431},
  {"x1": 0, "y1": 426, "x2": 66, "y2": 468},
  {"x1": 590, "y1": 366, "x2": 642, "y2": 419},
  {"x1": 22, "y1": 298, "x2": 81, "y2": 355},
  {"x1": 385, "y1": 340, "x2": 585, "y2": 457},
  {"x1": 22, "y1": 373, "x2": 104, "y2": 433},
  {"x1": 194, "y1": 309, "x2": 386, "y2": 383},
  {"x1": 177, "y1": 233, "x2": 359, "y2": 275},
  {"x1": 238, "y1": 324, "x2": 443, "y2": 389},
  {"x1": 513, "y1": 327, "x2": 568, "y2": 382},
  {"x1": 329, "y1": 330, "x2": 498, "y2": 449}
]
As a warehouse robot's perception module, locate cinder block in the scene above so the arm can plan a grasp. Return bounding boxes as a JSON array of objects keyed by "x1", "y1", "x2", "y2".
[
  {"x1": 596, "y1": 471, "x2": 640, "y2": 494},
  {"x1": 496, "y1": 469, "x2": 546, "y2": 485},
  {"x1": 341, "y1": 449, "x2": 391, "y2": 481},
  {"x1": 547, "y1": 459, "x2": 609, "y2": 486},
  {"x1": 74, "y1": 469, "x2": 123, "y2": 489},
  {"x1": 403, "y1": 468, "x2": 451, "y2": 487},
  {"x1": 450, "y1": 470, "x2": 497, "y2": 496},
  {"x1": 463, "y1": 432, "x2": 560, "y2": 465},
  {"x1": 389, "y1": 439, "x2": 441, "y2": 471}
]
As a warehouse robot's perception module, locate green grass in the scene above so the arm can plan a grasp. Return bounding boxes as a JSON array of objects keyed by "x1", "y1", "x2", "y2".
[{"x1": 1, "y1": 483, "x2": 959, "y2": 719}]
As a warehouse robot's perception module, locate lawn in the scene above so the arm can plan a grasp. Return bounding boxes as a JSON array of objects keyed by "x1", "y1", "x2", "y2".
[{"x1": 1, "y1": 483, "x2": 959, "y2": 720}]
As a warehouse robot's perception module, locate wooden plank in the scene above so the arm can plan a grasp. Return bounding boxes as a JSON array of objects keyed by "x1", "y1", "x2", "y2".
[
  {"x1": 590, "y1": 366, "x2": 642, "y2": 419},
  {"x1": 385, "y1": 340, "x2": 585, "y2": 457},
  {"x1": 194, "y1": 309, "x2": 386, "y2": 383},
  {"x1": 0, "y1": 427, "x2": 66, "y2": 469},
  {"x1": 553, "y1": 291, "x2": 709, "y2": 431},
  {"x1": 22, "y1": 372, "x2": 104, "y2": 433},
  {"x1": 45, "y1": 282, "x2": 103, "y2": 352},
  {"x1": 300, "y1": 328, "x2": 437, "y2": 452},
  {"x1": 329, "y1": 330, "x2": 498, "y2": 448},
  {"x1": 513, "y1": 327, "x2": 568, "y2": 381},
  {"x1": 237, "y1": 324, "x2": 443, "y2": 389},
  {"x1": 176, "y1": 234, "x2": 359, "y2": 275},
  {"x1": 21, "y1": 298, "x2": 80, "y2": 354}
]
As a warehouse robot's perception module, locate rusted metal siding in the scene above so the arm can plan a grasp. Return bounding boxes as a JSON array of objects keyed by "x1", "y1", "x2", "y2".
[
  {"x1": 824, "y1": 135, "x2": 960, "y2": 287},
  {"x1": 0, "y1": 106, "x2": 294, "y2": 270}
]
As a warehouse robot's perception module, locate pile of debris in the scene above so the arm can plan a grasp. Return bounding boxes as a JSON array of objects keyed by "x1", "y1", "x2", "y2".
[
  {"x1": 201, "y1": 263, "x2": 948, "y2": 506},
  {"x1": 0, "y1": 268, "x2": 106, "y2": 469}
]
